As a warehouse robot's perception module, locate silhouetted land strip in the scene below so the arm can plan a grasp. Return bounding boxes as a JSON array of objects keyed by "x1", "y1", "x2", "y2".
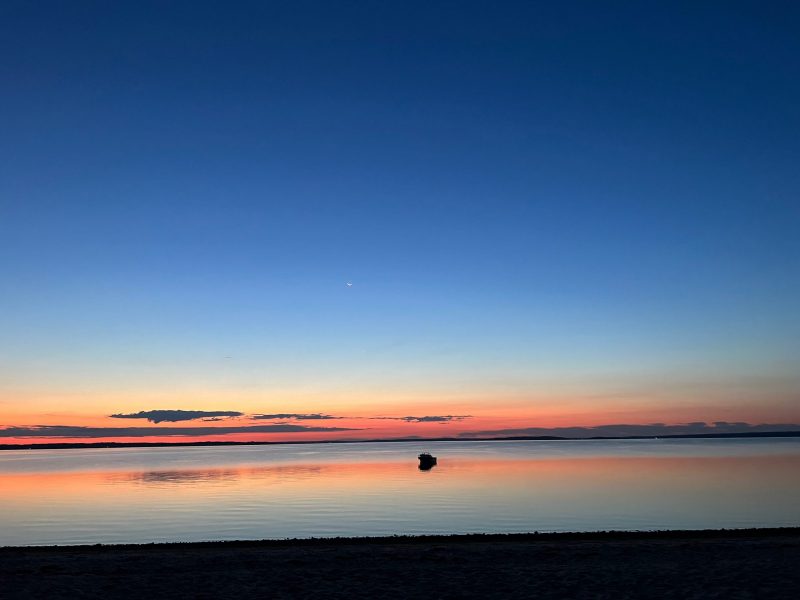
[
  {"x1": 1, "y1": 430, "x2": 799, "y2": 450},
  {"x1": 3, "y1": 529, "x2": 799, "y2": 599}
]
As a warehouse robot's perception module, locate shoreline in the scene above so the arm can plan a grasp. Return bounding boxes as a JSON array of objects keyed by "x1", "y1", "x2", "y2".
[
  {"x1": 2, "y1": 526, "x2": 799, "y2": 551},
  {"x1": 2, "y1": 430, "x2": 799, "y2": 451},
  {"x1": 4, "y1": 527, "x2": 799, "y2": 599}
]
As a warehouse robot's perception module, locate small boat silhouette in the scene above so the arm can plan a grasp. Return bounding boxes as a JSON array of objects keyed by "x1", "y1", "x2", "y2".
[{"x1": 418, "y1": 452, "x2": 437, "y2": 470}]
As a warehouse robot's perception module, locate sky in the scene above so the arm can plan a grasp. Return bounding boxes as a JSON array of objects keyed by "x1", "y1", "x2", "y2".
[{"x1": 1, "y1": 1, "x2": 799, "y2": 444}]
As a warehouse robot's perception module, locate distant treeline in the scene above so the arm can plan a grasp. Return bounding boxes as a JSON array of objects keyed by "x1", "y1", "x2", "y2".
[
  {"x1": 1, "y1": 430, "x2": 799, "y2": 451},
  {"x1": 3, "y1": 527, "x2": 798, "y2": 552}
]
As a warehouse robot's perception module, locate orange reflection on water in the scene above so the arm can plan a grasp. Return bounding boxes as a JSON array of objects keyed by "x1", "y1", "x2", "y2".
[{"x1": 3, "y1": 454, "x2": 799, "y2": 506}]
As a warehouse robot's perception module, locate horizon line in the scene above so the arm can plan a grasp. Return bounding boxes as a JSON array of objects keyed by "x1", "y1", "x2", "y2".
[{"x1": 2, "y1": 430, "x2": 799, "y2": 451}]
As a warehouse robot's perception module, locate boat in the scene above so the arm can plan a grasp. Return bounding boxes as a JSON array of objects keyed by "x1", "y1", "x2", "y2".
[{"x1": 418, "y1": 452, "x2": 437, "y2": 470}]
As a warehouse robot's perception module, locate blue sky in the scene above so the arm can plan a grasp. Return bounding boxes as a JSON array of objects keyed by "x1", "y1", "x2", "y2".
[{"x1": 1, "y1": 1, "x2": 798, "y2": 436}]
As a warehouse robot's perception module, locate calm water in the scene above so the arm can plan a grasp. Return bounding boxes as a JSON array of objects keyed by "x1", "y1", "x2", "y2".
[{"x1": 1, "y1": 438, "x2": 799, "y2": 546}]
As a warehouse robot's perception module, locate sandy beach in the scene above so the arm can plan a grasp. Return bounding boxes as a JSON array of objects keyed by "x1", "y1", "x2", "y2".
[{"x1": 2, "y1": 529, "x2": 798, "y2": 599}]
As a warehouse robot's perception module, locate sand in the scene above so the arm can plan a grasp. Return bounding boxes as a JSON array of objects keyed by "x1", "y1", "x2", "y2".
[{"x1": 2, "y1": 529, "x2": 798, "y2": 599}]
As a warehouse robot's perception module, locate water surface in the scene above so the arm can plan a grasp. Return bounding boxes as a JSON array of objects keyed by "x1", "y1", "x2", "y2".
[{"x1": 1, "y1": 438, "x2": 798, "y2": 546}]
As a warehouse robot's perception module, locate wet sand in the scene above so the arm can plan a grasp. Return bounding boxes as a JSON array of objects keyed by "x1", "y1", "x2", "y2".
[{"x1": 2, "y1": 529, "x2": 798, "y2": 599}]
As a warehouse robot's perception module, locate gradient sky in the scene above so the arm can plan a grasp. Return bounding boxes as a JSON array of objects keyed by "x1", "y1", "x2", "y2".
[{"x1": 1, "y1": 1, "x2": 799, "y2": 443}]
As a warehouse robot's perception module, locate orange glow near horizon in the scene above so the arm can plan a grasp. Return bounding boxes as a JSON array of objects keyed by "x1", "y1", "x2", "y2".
[
  {"x1": 4, "y1": 455, "x2": 800, "y2": 509},
  {"x1": 2, "y1": 378, "x2": 799, "y2": 445}
]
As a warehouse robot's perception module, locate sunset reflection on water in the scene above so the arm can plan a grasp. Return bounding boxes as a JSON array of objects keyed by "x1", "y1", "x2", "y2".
[{"x1": 1, "y1": 440, "x2": 799, "y2": 546}]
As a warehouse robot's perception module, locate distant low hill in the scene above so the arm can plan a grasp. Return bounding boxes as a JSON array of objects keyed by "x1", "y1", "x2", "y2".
[{"x1": 1, "y1": 430, "x2": 799, "y2": 451}]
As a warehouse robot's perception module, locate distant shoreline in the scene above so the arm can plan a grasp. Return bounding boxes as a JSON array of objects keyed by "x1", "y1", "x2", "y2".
[
  {"x1": 1, "y1": 430, "x2": 798, "y2": 451},
  {"x1": 2, "y1": 526, "x2": 798, "y2": 551},
  {"x1": 0, "y1": 525, "x2": 794, "y2": 553}
]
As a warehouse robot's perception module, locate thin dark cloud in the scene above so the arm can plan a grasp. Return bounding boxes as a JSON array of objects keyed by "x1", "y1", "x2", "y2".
[
  {"x1": 0, "y1": 424, "x2": 359, "y2": 438},
  {"x1": 458, "y1": 422, "x2": 800, "y2": 439},
  {"x1": 110, "y1": 410, "x2": 244, "y2": 423},
  {"x1": 372, "y1": 415, "x2": 472, "y2": 423},
  {"x1": 251, "y1": 413, "x2": 343, "y2": 420}
]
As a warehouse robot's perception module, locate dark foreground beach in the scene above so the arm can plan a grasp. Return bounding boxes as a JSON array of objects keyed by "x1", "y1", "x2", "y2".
[{"x1": 2, "y1": 529, "x2": 798, "y2": 599}]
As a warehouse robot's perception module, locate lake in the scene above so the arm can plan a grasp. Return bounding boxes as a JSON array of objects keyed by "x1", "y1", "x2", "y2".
[{"x1": 1, "y1": 438, "x2": 798, "y2": 546}]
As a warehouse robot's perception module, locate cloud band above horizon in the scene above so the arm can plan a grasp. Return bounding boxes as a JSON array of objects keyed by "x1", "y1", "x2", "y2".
[
  {"x1": 0, "y1": 424, "x2": 359, "y2": 438},
  {"x1": 110, "y1": 410, "x2": 244, "y2": 423}
]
